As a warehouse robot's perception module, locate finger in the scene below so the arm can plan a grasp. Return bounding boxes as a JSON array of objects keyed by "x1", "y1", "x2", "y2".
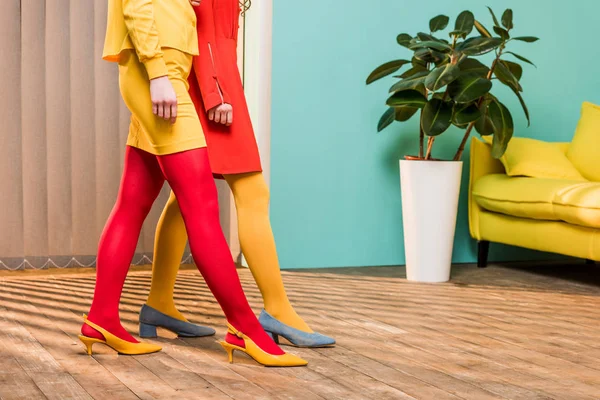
[
  {"x1": 164, "y1": 102, "x2": 171, "y2": 121},
  {"x1": 214, "y1": 110, "x2": 222, "y2": 124},
  {"x1": 208, "y1": 109, "x2": 214, "y2": 121},
  {"x1": 226, "y1": 110, "x2": 233, "y2": 126},
  {"x1": 158, "y1": 102, "x2": 165, "y2": 118},
  {"x1": 153, "y1": 102, "x2": 158, "y2": 116},
  {"x1": 171, "y1": 102, "x2": 177, "y2": 124}
]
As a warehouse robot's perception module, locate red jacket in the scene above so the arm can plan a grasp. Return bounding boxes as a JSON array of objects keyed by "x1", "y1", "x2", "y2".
[
  {"x1": 189, "y1": 0, "x2": 262, "y2": 177},
  {"x1": 191, "y1": 0, "x2": 231, "y2": 111}
]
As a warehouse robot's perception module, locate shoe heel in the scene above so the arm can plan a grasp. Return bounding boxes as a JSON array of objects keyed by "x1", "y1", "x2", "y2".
[
  {"x1": 266, "y1": 331, "x2": 279, "y2": 344},
  {"x1": 219, "y1": 341, "x2": 235, "y2": 363},
  {"x1": 139, "y1": 323, "x2": 158, "y2": 338},
  {"x1": 78, "y1": 335, "x2": 103, "y2": 355}
]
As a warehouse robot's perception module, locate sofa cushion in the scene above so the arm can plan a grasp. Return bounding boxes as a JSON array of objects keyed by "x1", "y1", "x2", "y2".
[
  {"x1": 553, "y1": 183, "x2": 600, "y2": 228},
  {"x1": 567, "y1": 102, "x2": 600, "y2": 181},
  {"x1": 473, "y1": 175, "x2": 600, "y2": 228},
  {"x1": 473, "y1": 175, "x2": 575, "y2": 221},
  {"x1": 482, "y1": 136, "x2": 585, "y2": 180}
]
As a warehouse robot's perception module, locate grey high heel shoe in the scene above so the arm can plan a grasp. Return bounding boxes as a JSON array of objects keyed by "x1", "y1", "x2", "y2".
[
  {"x1": 139, "y1": 304, "x2": 216, "y2": 338},
  {"x1": 259, "y1": 310, "x2": 335, "y2": 348}
]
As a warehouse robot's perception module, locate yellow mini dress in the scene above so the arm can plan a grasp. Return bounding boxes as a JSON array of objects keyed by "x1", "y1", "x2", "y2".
[{"x1": 103, "y1": 0, "x2": 206, "y2": 155}]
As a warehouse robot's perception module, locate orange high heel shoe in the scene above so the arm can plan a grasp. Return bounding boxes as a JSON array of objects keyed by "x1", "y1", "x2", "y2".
[
  {"x1": 219, "y1": 323, "x2": 307, "y2": 367},
  {"x1": 78, "y1": 315, "x2": 162, "y2": 355}
]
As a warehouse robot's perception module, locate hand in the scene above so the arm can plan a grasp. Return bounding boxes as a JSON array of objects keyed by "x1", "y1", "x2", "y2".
[
  {"x1": 190, "y1": 0, "x2": 200, "y2": 6},
  {"x1": 150, "y1": 76, "x2": 177, "y2": 124},
  {"x1": 208, "y1": 103, "x2": 233, "y2": 126}
]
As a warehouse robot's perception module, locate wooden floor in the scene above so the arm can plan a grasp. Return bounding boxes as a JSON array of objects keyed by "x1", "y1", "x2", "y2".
[{"x1": 0, "y1": 263, "x2": 599, "y2": 400}]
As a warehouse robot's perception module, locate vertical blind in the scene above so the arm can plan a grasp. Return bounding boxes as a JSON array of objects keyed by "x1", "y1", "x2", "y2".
[{"x1": 0, "y1": 1, "x2": 237, "y2": 270}]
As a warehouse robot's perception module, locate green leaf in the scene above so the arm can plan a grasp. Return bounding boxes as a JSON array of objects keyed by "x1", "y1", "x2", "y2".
[
  {"x1": 453, "y1": 121, "x2": 469, "y2": 130},
  {"x1": 487, "y1": 7, "x2": 500, "y2": 27},
  {"x1": 389, "y1": 71, "x2": 430, "y2": 92},
  {"x1": 457, "y1": 37, "x2": 503, "y2": 56},
  {"x1": 509, "y1": 85, "x2": 530, "y2": 126},
  {"x1": 409, "y1": 40, "x2": 452, "y2": 52},
  {"x1": 475, "y1": 99, "x2": 494, "y2": 135},
  {"x1": 474, "y1": 20, "x2": 492, "y2": 38},
  {"x1": 512, "y1": 36, "x2": 539, "y2": 43},
  {"x1": 366, "y1": 60, "x2": 411, "y2": 84},
  {"x1": 421, "y1": 98, "x2": 453, "y2": 136},
  {"x1": 435, "y1": 57, "x2": 450, "y2": 68},
  {"x1": 414, "y1": 84, "x2": 427, "y2": 97},
  {"x1": 430, "y1": 15, "x2": 450, "y2": 32},
  {"x1": 505, "y1": 51, "x2": 536, "y2": 67},
  {"x1": 416, "y1": 32, "x2": 437, "y2": 42},
  {"x1": 448, "y1": 74, "x2": 493, "y2": 103},
  {"x1": 475, "y1": 114, "x2": 494, "y2": 135},
  {"x1": 493, "y1": 26, "x2": 509, "y2": 40},
  {"x1": 425, "y1": 64, "x2": 460, "y2": 91},
  {"x1": 494, "y1": 60, "x2": 522, "y2": 92},
  {"x1": 455, "y1": 11, "x2": 475, "y2": 36},
  {"x1": 397, "y1": 34, "x2": 413, "y2": 48},
  {"x1": 488, "y1": 99, "x2": 514, "y2": 158},
  {"x1": 449, "y1": 30, "x2": 467, "y2": 39},
  {"x1": 395, "y1": 107, "x2": 419, "y2": 122},
  {"x1": 458, "y1": 58, "x2": 490, "y2": 77},
  {"x1": 412, "y1": 57, "x2": 428, "y2": 69},
  {"x1": 398, "y1": 66, "x2": 427, "y2": 79},
  {"x1": 386, "y1": 90, "x2": 428, "y2": 108},
  {"x1": 501, "y1": 60, "x2": 523, "y2": 81},
  {"x1": 453, "y1": 104, "x2": 482, "y2": 125},
  {"x1": 414, "y1": 48, "x2": 446, "y2": 64},
  {"x1": 501, "y1": 9, "x2": 513, "y2": 30},
  {"x1": 377, "y1": 108, "x2": 395, "y2": 132}
]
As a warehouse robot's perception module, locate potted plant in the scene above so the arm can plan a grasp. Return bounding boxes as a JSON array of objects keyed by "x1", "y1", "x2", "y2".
[{"x1": 366, "y1": 8, "x2": 538, "y2": 282}]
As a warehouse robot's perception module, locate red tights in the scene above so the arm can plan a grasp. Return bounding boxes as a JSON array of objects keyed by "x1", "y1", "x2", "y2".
[{"x1": 82, "y1": 146, "x2": 282, "y2": 355}]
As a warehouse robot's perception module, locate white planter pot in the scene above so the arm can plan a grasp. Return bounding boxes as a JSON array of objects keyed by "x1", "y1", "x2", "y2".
[{"x1": 399, "y1": 160, "x2": 463, "y2": 283}]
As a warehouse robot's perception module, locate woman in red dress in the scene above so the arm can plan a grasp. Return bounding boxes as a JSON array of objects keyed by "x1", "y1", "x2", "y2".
[{"x1": 138, "y1": 0, "x2": 335, "y2": 348}]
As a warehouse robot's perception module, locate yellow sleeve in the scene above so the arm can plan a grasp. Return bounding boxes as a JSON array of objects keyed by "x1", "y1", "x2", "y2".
[{"x1": 122, "y1": 0, "x2": 168, "y2": 80}]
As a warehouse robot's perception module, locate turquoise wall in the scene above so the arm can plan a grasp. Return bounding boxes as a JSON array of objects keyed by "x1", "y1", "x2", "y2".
[{"x1": 269, "y1": 0, "x2": 600, "y2": 269}]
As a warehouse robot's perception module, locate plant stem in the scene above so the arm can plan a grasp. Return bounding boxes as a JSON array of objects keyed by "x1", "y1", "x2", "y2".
[
  {"x1": 417, "y1": 62, "x2": 432, "y2": 160},
  {"x1": 419, "y1": 126, "x2": 425, "y2": 159},
  {"x1": 425, "y1": 43, "x2": 456, "y2": 160},
  {"x1": 452, "y1": 47, "x2": 505, "y2": 161},
  {"x1": 425, "y1": 137, "x2": 435, "y2": 159},
  {"x1": 453, "y1": 123, "x2": 475, "y2": 161}
]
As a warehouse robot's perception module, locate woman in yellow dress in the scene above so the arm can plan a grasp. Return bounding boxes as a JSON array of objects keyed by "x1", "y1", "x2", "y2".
[{"x1": 78, "y1": 0, "x2": 306, "y2": 367}]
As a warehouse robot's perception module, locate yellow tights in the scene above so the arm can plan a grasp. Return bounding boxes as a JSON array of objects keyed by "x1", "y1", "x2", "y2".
[{"x1": 146, "y1": 171, "x2": 313, "y2": 333}]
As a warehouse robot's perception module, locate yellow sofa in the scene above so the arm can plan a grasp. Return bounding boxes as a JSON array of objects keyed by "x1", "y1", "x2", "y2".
[{"x1": 468, "y1": 136, "x2": 600, "y2": 267}]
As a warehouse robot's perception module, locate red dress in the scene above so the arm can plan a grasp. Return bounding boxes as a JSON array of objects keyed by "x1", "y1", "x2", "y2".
[{"x1": 189, "y1": 0, "x2": 262, "y2": 178}]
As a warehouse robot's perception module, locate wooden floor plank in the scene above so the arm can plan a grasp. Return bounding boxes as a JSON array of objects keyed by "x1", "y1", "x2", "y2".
[
  {"x1": 0, "y1": 301, "x2": 93, "y2": 400},
  {"x1": 0, "y1": 373, "x2": 47, "y2": 400},
  {"x1": 159, "y1": 338, "x2": 276, "y2": 400},
  {"x1": 0, "y1": 263, "x2": 599, "y2": 400},
  {"x1": 178, "y1": 335, "x2": 327, "y2": 400}
]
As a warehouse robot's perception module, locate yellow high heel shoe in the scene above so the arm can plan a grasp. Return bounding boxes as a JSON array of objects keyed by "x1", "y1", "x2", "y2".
[
  {"x1": 219, "y1": 323, "x2": 308, "y2": 367},
  {"x1": 78, "y1": 315, "x2": 162, "y2": 356}
]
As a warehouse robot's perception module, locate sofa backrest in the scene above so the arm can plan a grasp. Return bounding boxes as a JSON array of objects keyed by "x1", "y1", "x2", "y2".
[{"x1": 566, "y1": 102, "x2": 600, "y2": 182}]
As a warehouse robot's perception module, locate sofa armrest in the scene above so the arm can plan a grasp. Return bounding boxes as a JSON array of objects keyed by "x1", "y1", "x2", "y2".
[
  {"x1": 469, "y1": 137, "x2": 505, "y2": 181},
  {"x1": 468, "y1": 137, "x2": 505, "y2": 240}
]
